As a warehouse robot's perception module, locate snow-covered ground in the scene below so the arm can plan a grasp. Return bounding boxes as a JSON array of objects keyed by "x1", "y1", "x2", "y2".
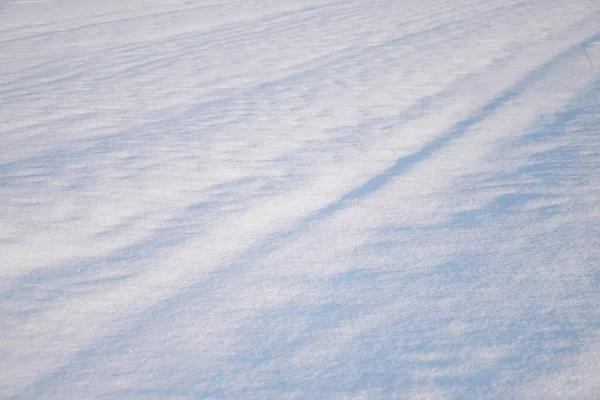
[{"x1": 2, "y1": 0, "x2": 600, "y2": 398}]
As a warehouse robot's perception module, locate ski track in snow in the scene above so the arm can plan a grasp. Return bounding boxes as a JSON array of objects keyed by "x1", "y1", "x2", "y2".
[{"x1": 1, "y1": 0, "x2": 600, "y2": 398}]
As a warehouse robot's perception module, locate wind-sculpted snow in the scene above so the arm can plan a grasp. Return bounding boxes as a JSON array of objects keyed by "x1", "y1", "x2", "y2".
[{"x1": 1, "y1": 0, "x2": 599, "y2": 398}]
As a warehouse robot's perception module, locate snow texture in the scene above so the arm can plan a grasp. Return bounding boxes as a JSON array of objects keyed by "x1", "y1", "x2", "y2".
[{"x1": 1, "y1": 0, "x2": 600, "y2": 398}]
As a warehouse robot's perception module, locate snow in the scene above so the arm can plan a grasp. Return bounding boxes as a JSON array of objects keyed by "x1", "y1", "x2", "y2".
[{"x1": 1, "y1": 0, "x2": 599, "y2": 398}]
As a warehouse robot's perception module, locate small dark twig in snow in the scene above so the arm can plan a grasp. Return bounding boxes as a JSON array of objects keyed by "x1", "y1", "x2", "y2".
[{"x1": 583, "y1": 48, "x2": 594, "y2": 69}]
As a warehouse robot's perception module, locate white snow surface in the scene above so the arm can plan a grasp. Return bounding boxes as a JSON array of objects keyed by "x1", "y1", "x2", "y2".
[{"x1": 2, "y1": 0, "x2": 600, "y2": 398}]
